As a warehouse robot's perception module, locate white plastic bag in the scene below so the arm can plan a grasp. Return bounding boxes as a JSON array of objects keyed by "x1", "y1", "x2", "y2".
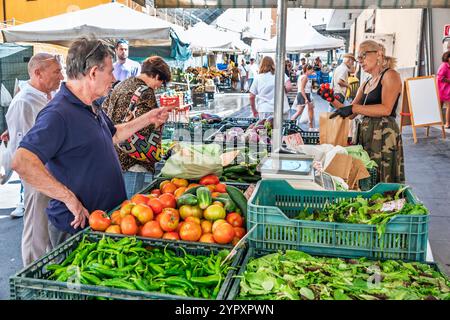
[
  {"x1": 0, "y1": 141, "x2": 13, "y2": 184},
  {"x1": 1, "y1": 84, "x2": 12, "y2": 107}
]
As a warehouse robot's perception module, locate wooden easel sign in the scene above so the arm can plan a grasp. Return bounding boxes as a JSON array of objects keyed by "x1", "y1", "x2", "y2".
[{"x1": 400, "y1": 76, "x2": 446, "y2": 143}]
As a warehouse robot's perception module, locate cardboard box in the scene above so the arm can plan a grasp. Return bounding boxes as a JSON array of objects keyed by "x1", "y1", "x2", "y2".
[{"x1": 324, "y1": 153, "x2": 370, "y2": 190}]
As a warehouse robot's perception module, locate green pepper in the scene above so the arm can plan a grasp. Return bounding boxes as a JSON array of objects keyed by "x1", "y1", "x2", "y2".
[
  {"x1": 200, "y1": 287, "x2": 210, "y2": 299},
  {"x1": 164, "y1": 276, "x2": 195, "y2": 291},
  {"x1": 100, "y1": 279, "x2": 136, "y2": 291},
  {"x1": 190, "y1": 275, "x2": 221, "y2": 286},
  {"x1": 167, "y1": 287, "x2": 188, "y2": 297},
  {"x1": 126, "y1": 255, "x2": 139, "y2": 265},
  {"x1": 117, "y1": 253, "x2": 125, "y2": 269},
  {"x1": 81, "y1": 272, "x2": 102, "y2": 285},
  {"x1": 149, "y1": 263, "x2": 165, "y2": 275},
  {"x1": 132, "y1": 278, "x2": 150, "y2": 291}
]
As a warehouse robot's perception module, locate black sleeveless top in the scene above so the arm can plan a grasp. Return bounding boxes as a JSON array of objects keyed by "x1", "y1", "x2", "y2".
[{"x1": 361, "y1": 68, "x2": 400, "y2": 117}]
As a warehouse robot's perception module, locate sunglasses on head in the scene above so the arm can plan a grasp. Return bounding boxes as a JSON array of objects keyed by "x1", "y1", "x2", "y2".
[{"x1": 83, "y1": 40, "x2": 112, "y2": 72}]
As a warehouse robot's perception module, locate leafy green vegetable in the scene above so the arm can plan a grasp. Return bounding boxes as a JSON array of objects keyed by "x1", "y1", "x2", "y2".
[
  {"x1": 294, "y1": 187, "x2": 428, "y2": 237},
  {"x1": 238, "y1": 250, "x2": 450, "y2": 300}
]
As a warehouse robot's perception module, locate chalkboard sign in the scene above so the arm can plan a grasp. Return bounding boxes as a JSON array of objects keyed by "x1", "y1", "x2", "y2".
[{"x1": 400, "y1": 76, "x2": 446, "y2": 143}]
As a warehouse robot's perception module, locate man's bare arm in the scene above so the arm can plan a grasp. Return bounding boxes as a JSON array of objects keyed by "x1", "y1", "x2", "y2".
[{"x1": 11, "y1": 148, "x2": 89, "y2": 229}]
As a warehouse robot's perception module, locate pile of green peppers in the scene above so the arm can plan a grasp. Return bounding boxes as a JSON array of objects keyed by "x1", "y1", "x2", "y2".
[{"x1": 46, "y1": 235, "x2": 234, "y2": 299}]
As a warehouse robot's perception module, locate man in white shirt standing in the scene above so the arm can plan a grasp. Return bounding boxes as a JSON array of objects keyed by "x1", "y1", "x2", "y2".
[
  {"x1": 113, "y1": 39, "x2": 141, "y2": 82},
  {"x1": 6, "y1": 53, "x2": 64, "y2": 266},
  {"x1": 246, "y1": 58, "x2": 258, "y2": 93},
  {"x1": 238, "y1": 59, "x2": 248, "y2": 93},
  {"x1": 331, "y1": 53, "x2": 356, "y2": 109}
]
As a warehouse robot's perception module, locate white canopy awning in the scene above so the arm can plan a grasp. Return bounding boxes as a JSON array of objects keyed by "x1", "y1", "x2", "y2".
[
  {"x1": 257, "y1": 16, "x2": 344, "y2": 53},
  {"x1": 155, "y1": 0, "x2": 449, "y2": 8},
  {"x1": 185, "y1": 22, "x2": 246, "y2": 53},
  {"x1": 2, "y1": 3, "x2": 186, "y2": 47}
]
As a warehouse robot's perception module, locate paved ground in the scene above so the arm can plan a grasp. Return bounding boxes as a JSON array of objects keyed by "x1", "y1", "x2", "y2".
[{"x1": 1, "y1": 92, "x2": 449, "y2": 299}]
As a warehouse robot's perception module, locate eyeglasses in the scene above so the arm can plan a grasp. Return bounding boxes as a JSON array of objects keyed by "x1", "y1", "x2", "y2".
[
  {"x1": 83, "y1": 40, "x2": 106, "y2": 72},
  {"x1": 356, "y1": 50, "x2": 378, "y2": 61}
]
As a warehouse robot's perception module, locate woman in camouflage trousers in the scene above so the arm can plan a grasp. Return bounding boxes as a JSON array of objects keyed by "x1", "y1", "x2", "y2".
[{"x1": 329, "y1": 40, "x2": 405, "y2": 183}]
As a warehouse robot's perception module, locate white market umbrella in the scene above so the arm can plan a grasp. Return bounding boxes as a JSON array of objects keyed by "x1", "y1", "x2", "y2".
[{"x1": 2, "y1": 3, "x2": 180, "y2": 47}]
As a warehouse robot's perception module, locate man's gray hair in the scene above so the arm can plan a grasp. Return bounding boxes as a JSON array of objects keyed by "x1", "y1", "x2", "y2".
[
  {"x1": 27, "y1": 53, "x2": 59, "y2": 77},
  {"x1": 66, "y1": 37, "x2": 114, "y2": 80}
]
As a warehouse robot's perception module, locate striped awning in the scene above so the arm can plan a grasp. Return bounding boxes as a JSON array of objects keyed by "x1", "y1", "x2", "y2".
[{"x1": 155, "y1": 0, "x2": 450, "y2": 8}]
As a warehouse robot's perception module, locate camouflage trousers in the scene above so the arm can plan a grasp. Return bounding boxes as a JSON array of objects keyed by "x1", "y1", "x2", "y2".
[{"x1": 357, "y1": 116, "x2": 405, "y2": 183}]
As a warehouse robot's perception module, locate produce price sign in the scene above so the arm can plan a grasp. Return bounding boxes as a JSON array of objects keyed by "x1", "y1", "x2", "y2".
[{"x1": 283, "y1": 133, "x2": 304, "y2": 150}]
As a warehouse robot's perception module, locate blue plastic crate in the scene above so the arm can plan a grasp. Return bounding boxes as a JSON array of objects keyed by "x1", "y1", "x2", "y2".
[{"x1": 247, "y1": 180, "x2": 429, "y2": 261}]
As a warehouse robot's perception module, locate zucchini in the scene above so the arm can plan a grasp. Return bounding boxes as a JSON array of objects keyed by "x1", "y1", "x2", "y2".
[
  {"x1": 212, "y1": 197, "x2": 237, "y2": 213},
  {"x1": 196, "y1": 187, "x2": 212, "y2": 210},
  {"x1": 226, "y1": 185, "x2": 248, "y2": 216},
  {"x1": 177, "y1": 194, "x2": 198, "y2": 206},
  {"x1": 184, "y1": 185, "x2": 202, "y2": 195},
  {"x1": 223, "y1": 165, "x2": 248, "y2": 174}
]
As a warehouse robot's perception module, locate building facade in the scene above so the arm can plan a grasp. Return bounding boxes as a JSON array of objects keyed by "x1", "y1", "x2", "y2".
[{"x1": 0, "y1": 0, "x2": 144, "y2": 25}]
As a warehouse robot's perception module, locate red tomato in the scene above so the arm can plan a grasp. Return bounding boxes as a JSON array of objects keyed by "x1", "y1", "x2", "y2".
[
  {"x1": 226, "y1": 213, "x2": 244, "y2": 228},
  {"x1": 120, "y1": 215, "x2": 138, "y2": 235},
  {"x1": 213, "y1": 222, "x2": 235, "y2": 244},
  {"x1": 105, "y1": 225, "x2": 121, "y2": 234},
  {"x1": 199, "y1": 233, "x2": 215, "y2": 244},
  {"x1": 140, "y1": 221, "x2": 163, "y2": 238},
  {"x1": 158, "y1": 193, "x2": 177, "y2": 209},
  {"x1": 130, "y1": 194, "x2": 149, "y2": 205},
  {"x1": 199, "y1": 175, "x2": 220, "y2": 186},
  {"x1": 89, "y1": 210, "x2": 111, "y2": 232},
  {"x1": 162, "y1": 232, "x2": 180, "y2": 240},
  {"x1": 179, "y1": 222, "x2": 202, "y2": 242},
  {"x1": 151, "y1": 189, "x2": 162, "y2": 197},
  {"x1": 215, "y1": 183, "x2": 227, "y2": 193},
  {"x1": 110, "y1": 210, "x2": 122, "y2": 225},
  {"x1": 159, "y1": 211, "x2": 179, "y2": 232},
  {"x1": 147, "y1": 198, "x2": 163, "y2": 215},
  {"x1": 234, "y1": 227, "x2": 246, "y2": 239}
]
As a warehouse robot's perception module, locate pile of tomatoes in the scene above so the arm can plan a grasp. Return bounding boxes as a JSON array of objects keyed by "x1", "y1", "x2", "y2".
[{"x1": 89, "y1": 176, "x2": 246, "y2": 246}]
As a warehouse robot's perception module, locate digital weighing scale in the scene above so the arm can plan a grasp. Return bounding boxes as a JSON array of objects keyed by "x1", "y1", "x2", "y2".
[{"x1": 259, "y1": 151, "x2": 335, "y2": 191}]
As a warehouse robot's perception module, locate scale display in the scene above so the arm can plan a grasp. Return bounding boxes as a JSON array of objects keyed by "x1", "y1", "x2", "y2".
[{"x1": 260, "y1": 158, "x2": 314, "y2": 176}]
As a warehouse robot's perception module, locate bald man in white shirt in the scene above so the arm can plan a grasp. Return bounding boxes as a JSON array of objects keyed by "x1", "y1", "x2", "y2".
[{"x1": 6, "y1": 53, "x2": 64, "y2": 266}]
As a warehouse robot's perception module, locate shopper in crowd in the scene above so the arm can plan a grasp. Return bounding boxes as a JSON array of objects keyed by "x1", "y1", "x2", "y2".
[
  {"x1": 246, "y1": 58, "x2": 258, "y2": 91},
  {"x1": 230, "y1": 59, "x2": 240, "y2": 91},
  {"x1": 113, "y1": 39, "x2": 141, "y2": 82},
  {"x1": 238, "y1": 59, "x2": 248, "y2": 93},
  {"x1": 5, "y1": 53, "x2": 64, "y2": 266},
  {"x1": 329, "y1": 40, "x2": 404, "y2": 183},
  {"x1": 297, "y1": 57, "x2": 307, "y2": 76},
  {"x1": 331, "y1": 53, "x2": 356, "y2": 108},
  {"x1": 11, "y1": 38, "x2": 172, "y2": 247},
  {"x1": 437, "y1": 51, "x2": 450, "y2": 128},
  {"x1": 313, "y1": 57, "x2": 323, "y2": 72},
  {"x1": 103, "y1": 56, "x2": 171, "y2": 199},
  {"x1": 249, "y1": 56, "x2": 292, "y2": 119},
  {"x1": 290, "y1": 65, "x2": 315, "y2": 128},
  {"x1": 285, "y1": 59, "x2": 293, "y2": 78}
]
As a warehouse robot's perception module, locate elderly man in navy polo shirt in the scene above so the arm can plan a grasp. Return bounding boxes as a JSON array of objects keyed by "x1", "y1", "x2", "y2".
[{"x1": 12, "y1": 38, "x2": 172, "y2": 247}]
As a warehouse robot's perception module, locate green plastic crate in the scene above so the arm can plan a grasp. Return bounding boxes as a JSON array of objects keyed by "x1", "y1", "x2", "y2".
[
  {"x1": 247, "y1": 180, "x2": 429, "y2": 261},
  {"x1": 359, "y1": 167, "x2": 378, "y2": 191},
  {"x1": 226, "y1": 247, "x2": 448, "y2": 300},
  {"x1": 10, "y1": 231, "x2": 245, "y2": 300}
]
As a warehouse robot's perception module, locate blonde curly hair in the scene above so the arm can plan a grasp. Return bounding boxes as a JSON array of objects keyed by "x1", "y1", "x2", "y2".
[{"x1": 359, "y1": 40, "x2": 397, "y2": 69}]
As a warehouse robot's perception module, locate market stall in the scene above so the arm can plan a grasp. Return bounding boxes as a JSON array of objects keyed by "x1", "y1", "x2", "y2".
[{"x1": 1, "y1": 3, "x2": 191, "y2": 62}]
